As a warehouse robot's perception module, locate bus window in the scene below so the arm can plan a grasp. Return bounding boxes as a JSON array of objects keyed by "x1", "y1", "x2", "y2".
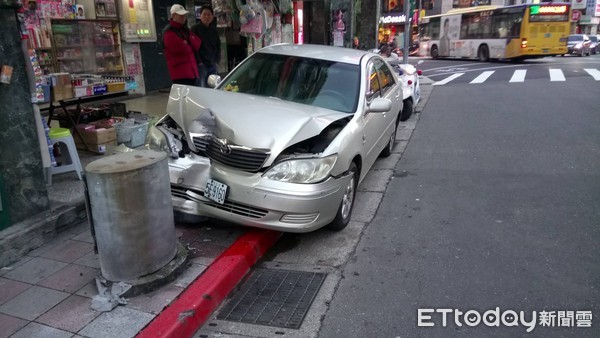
[
  {"x1": 460, "y1": 11, "x2": 493, "y2": 39},
  {"x1": 492, "y1": 14, "x2": 510, "y2": 38},
  {"x1": 420, "y1": 17, "x2": 440, "y2": 41}
]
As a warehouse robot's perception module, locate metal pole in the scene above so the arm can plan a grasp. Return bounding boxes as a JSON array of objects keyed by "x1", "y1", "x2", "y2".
[
  {"x1": 402, "y1": 0, "x2": 410, "y2": 63},
  {"x1": 376, "y1": 0, "x2": 381, "y2": 49}
]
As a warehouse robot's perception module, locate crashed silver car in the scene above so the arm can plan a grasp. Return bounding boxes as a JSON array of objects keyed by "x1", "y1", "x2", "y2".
[{"x1": 149, "y1": 44, "x2": 404, "y2": 232}]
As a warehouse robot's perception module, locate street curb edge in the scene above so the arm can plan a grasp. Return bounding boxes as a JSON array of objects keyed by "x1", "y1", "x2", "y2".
[{"x1": 136, "y1": 228, "x2": 282, "y2": 338}]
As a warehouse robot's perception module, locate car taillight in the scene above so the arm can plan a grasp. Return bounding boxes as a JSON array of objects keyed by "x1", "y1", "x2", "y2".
[
  {"x1": 417, "y1": 69, "x2": 422, "y2": 76},
  {"x1": 521, "y1": 38, "x2": 528, "y2": 48},
  {"x1": 408, "y1": 80, "x2": 413, "y2": 85}
]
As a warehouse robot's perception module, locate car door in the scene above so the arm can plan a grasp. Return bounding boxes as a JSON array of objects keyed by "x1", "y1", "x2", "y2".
[{"x1": 361, "y1": 57, "x2": 402, "y2": 174}]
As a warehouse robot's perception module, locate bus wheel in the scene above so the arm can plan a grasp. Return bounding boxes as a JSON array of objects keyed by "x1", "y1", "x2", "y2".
[
  {"x1": 478, "y1": 45, "x2": 489, "y2": 62},
  {"x1": 430, "y1": 45, "x2": 439, "y2": 59}
]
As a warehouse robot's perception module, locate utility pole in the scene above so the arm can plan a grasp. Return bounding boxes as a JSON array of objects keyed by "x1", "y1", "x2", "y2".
[
  {"x1": 402, "y1": 0, "x2": 410, "y2": 63},
  {"x1": 375, "y1": 0, "x2": 381, "y2": 49}
]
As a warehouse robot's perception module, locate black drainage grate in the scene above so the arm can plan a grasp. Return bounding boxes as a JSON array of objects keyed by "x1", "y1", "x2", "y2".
[{"x1": 216, "y1": 268, "x2": 327, "y2": 329}]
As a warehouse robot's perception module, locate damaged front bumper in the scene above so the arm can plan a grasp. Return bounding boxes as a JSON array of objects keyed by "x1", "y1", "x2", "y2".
[{"x1": 168, "y1": 154, "x2": 352, "y2": 233}]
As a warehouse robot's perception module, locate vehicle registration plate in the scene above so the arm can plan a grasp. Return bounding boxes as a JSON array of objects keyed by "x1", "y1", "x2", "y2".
[
  {"x1": 542, "y1": 49, "x2": 549, "y2": 53},
  {"x1": 205, "y1": 179, "x2": 228, "y2": 204}
]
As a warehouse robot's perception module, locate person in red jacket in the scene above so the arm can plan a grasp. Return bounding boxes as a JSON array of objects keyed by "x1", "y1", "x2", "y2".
[{"x1": 163, "y1": 4, "x2": 202, "y2": 85}]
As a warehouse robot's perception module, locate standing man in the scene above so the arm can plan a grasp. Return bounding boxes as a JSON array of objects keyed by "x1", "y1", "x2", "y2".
[
  {"x1": 163, "y1": 4, "x2": 202, "y2": 86},
  {"x1": 191, "y1": 5, "x2": 221, "y2": 87}
]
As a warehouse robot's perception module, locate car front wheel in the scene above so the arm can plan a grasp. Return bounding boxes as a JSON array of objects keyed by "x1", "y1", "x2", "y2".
[{"x1": 327, "y1": 162, "x2": 358, "y2": 231}]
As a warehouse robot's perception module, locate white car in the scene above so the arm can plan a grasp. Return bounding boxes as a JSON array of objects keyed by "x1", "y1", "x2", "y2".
[
  {"x1": 383, "y1": 59, "x2": 422, "y2": 121},
  {"x1": 149, "y1": 44, "x2": 405, "y2": 233}
]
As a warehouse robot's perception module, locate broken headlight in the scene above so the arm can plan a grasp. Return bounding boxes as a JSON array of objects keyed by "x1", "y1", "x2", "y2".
[{"x1": 264, "y1": 155, "x2": 337, "y2": 184}]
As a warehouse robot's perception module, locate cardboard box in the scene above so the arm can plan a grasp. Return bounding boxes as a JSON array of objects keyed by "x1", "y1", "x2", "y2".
[
  {"x1": 107, "y1": 82, "x2": 125, "y2": 92},
  {"x1": 74, "y1": 125, "x2": 117, "y2": 145},
  {"x1": 75, "y1": 139, "x2": 116, "y2": 154},
  {"x1": 93, "y1": 84, "x2": 107, "y2": 95},
  {"x1": 52, "y1": 84, "x2": 73, "y2": 101},
  {"x1": 73, "y1": 85, "x2": 93, "y2": 98}
]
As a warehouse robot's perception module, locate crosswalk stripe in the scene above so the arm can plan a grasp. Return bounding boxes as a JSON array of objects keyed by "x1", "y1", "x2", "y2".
[
  {"x1": 433, "y1": 73, "x2": 465, "y2": 85},
  {"x1": 510, "y1": 70, "x2": 527, "y2": 82},
  {"x1": 584, "y1": 69, "x2": 600, "y2": 81},
  {"x1": 470, "y1": 71, "x2": 495, "y2": 84},
  {"x1": 549, "y1": 69, "x2": 565, "y2": 81}
]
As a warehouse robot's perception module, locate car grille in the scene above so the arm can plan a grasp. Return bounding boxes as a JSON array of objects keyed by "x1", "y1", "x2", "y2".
[
  {"x1": 192, "y1": 135, "x2": 270, "y2": 173},
  {"x1": 171, "y1": 185, "x2": 268, "y2": 219}
]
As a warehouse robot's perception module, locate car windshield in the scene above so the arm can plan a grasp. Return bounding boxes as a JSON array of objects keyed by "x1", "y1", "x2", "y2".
[
  {"x1": 218, "y1": 53, "x2": 360, "y2": 113},
  {"x1": 568, "y1": 35, "x2": 583, "y2": 42},
  {"x1": 590, "y1": 36, "x2": 598, "y2": 42}
]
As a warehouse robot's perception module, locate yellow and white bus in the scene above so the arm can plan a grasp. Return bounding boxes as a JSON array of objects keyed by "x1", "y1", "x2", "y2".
[{"x1": 418, "y1": 3, "x2": 571, "y2": 61}]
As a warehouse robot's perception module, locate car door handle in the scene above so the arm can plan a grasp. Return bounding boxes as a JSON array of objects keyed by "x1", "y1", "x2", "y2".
[{"x1": 362, "y1": 135, "x2": 366, "y2": 144}]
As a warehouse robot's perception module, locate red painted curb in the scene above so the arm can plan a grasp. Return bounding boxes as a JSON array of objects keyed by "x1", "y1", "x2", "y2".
[{"x1": 136, "y1": 228, "x2": 282, "y2": 338}]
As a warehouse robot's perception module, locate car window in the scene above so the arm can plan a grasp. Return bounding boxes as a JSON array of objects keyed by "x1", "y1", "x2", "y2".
[
  {"x1": 375, "y1": 59, "x2": 397, "y2": 96},
  {"x1": 367, "y1": 62, "x2": 381, "y2": 101},
  {"x1": 568, "y1": 35, "x2": 583, "y2": 42},
  {"x1": 218, "y1": 53, "x2": 360, "y2": 113}
]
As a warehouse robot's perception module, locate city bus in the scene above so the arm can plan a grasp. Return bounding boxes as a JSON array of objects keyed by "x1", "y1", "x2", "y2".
[{"x1": 418, "y1": 3, "x2": 571, "y2": 61}]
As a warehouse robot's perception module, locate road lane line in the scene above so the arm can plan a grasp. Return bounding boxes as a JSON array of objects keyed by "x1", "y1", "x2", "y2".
[
  {"x1": 584, "y1": 69, "x2": 600, "y2": 81},
  {"x1": 433, "y1": 73, "x2": 465, "y2": 85},
  {"x1": 509, "y1": 70, "x2": 527, "y2": 83},
  {"x1": 549, "y1": 69, "x2": 565, "y2": 81},
  {"x1": 470, "y1": 71, "x2": 495, "y2": 84}
]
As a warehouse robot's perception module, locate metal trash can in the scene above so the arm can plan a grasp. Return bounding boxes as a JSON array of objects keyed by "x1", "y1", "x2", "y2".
[{"x1": 85, "y1": 150, "x2": 177, "y2": 281}]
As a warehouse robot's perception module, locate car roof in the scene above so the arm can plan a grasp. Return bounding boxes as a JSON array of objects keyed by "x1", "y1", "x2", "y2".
[{"x1": 256, "y1": 44, "x2": 372, "y2": 65}]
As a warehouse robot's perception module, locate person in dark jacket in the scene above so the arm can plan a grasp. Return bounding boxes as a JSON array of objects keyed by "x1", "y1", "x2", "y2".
[
  {"x1": 191, "y1": 5, "x2": 221, "y2": 87},
  {"x1": 163, "y1": 4, "x2": 202, "y2": 86}
]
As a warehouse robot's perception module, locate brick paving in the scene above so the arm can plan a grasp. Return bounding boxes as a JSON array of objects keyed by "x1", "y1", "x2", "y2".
[{"x1": 0, "y1": 221, "x2": 245, "y2": 338}]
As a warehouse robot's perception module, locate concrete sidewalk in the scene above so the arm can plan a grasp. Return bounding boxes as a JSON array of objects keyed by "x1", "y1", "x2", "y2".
[{"x1": 0, "y1": 75, "x2": 435, "y2": 338}]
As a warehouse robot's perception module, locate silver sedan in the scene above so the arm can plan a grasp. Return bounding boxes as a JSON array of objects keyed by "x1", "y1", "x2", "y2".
[{"x1": 149, "y1": 44, "x2": 404, "y2": 232}]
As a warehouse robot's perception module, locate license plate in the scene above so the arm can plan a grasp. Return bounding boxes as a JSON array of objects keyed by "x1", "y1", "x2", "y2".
[
  {"x1": 542, "y1": 49, "x2": 549, "y2": 53},
  {"x1": 204, "y1": 179, "x2": 228, "y2": 204}
]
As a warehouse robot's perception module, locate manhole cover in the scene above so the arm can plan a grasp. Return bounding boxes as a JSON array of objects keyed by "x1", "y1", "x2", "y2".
[{"x1": 216, "y1": 268, "x2": 326, "y2": 329}]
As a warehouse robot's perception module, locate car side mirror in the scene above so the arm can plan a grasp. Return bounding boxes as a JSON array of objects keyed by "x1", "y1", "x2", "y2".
[
  {"x1": 368, "y1": 97, "x2": 392, "y2": 113},
  {"x1": 207, "y1": 75, "x2": 221, "y2": 88}
]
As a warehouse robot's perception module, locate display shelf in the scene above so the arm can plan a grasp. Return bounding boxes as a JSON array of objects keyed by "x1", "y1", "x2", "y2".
[{"x1": 50, "y1": 19, "x2": 125, "y2": 76}]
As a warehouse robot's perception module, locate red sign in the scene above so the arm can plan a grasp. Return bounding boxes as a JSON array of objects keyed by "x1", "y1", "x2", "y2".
[{"x1": 572, "y1": 10, "x2": 581, "y2": 21}]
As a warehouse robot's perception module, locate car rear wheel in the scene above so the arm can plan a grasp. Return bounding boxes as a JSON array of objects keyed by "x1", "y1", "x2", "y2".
[
  {"x1": 400, "y1": 98, "x2": 413, "y2": 122},
  {"x1": 380, "y1": 116, "x2": 398, "y2": 158},
  {"x1": 327, "y1": 162, "x2": 358, "y2": 231}
]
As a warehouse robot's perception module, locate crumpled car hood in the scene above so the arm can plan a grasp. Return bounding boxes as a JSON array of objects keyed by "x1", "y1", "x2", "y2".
[{"x1": 166, "y1": 85, "x2": 351, "y2": 157}]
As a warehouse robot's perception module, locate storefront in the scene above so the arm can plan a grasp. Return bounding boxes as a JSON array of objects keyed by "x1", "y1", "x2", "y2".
[{"x1": 378, "y1": 0, "x2": 418, "y2": 50}]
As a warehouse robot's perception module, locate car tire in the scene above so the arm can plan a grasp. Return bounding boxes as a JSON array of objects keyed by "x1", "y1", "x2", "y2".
[
  {"x1": 478, "y1": 45, "x2": 489, "y2": 62},
  {"x1": 380, "y1": 116, "x2": 398, "y2": 158},
  {"x1": 400, "y1": 98, "x2": 413, "y2": 122},
  {"x1": 174, "y1": 210, "x2": 208, "y2": 224},
  {"x1": 327, "y1": 162, "x2": 358, "y2": 231},
  {"x1": 430, "y1": 45, "x2": 439, "y2": 59}
]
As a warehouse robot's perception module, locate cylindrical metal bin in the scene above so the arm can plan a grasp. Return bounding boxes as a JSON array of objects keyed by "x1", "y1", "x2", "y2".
[{"x1": 85, "y1": 150, "x2": 176, "y2": 281}]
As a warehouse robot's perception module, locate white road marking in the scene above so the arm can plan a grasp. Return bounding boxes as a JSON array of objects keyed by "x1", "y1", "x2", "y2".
[
  {"x1": 470, "y1": 71, "x2": 495, "y2": 84},
  {"x1": 509, "y1": 70, "x2": 527, "y2": 83},
  {"x1": 433, "y1": 73, "x2": 465, "y2": 85},
  {"x1": 549, "y1": 69, "x2": 565, "y2": 81},
  {"x1": 584, "y1": 69, "x2": 600, "y2": 81}
]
